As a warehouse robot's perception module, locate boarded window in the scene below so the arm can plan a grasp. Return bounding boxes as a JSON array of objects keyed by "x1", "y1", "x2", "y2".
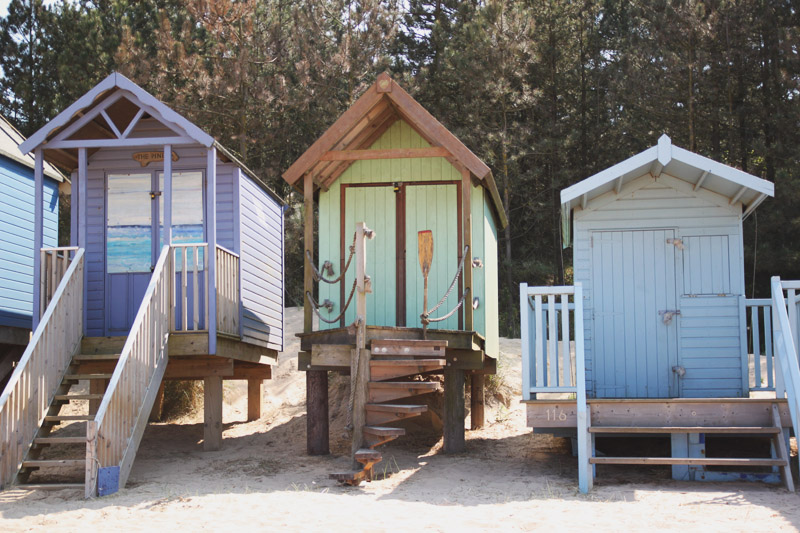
[{"x1": 681, "y1": 235, "x2": 731, "y2": 295}]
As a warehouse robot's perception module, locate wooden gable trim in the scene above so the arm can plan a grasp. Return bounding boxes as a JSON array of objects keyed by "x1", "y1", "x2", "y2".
[{"x1": 321, "y1": 146, "x2": 451, "y2": 161}]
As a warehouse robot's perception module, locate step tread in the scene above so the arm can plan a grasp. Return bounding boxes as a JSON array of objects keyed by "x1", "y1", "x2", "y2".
[
  {"x1": 53, "y1": 394, "x2": 104, "y2": 401},
  {"x1": 33, "y1": 436, "x2": 86, "y2": 445},
  {"x1": 369, "y1": 359, "x2": 446, "y2": 366},
  {"x1": 73, "y1": 353, "x2": 121, "y2": 361},
  {"x1": 44, "y1": 415, "x2": 93, "y2": 422},
  {"x1": 354, "y1": 448, "x2": 383, "y2": 461},
  {"x1": 15, "y1": 483, "x2": 84, "y2": 491},
  {"x1": 368, "y1": 381, "x2": 440, "y2": 389},
  {"x1": 371, "y1": 339, "x2": 448, "y2": 347},
  {"x1": 366, "y1": 404, "x2": 428, "y2": 413},
  {"x1": 63, "y1": 373, "x2": 113, "y2": 380},
  {"x1": 590, "y1": 457, "x2": 787, "y2": 466},
  {"x1": 363, "y1": 426, "x2": 406, "y2": 437},
  {"x1": 588, "y1": 426, "x2": 782, "y2": 434},
  {"x1": 22, "y1": 459, "x2": 84, "y2": 468}
]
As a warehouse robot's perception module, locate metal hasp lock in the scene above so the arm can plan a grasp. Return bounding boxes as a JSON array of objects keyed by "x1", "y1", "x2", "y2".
[
  {"x1": 659, "y1": 309, "x2": 681, "y2": 325},
  {"x1": 666, "y1": 238, "x2": 685, "y2": 250},
  {"x1": 672, "y1": 365, "x2": 686, "y2": 377}
]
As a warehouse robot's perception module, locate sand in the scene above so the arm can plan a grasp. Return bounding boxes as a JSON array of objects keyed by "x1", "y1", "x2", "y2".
[{"x1": 1, "y1": 307, "x2": 799, "y2": 532}]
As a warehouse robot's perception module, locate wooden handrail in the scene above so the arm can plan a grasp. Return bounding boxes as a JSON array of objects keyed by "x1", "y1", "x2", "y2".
[
  {"x1": 0, "y1": 248, "x2": 84, "y2": 489},
  {"x1": 86, "y1": 246, "x2": 171, "y2": 497},
  {"x1": 39, "y1": 246, "x2": 80, "y2": 318},
  {"x1": 771, "y1": 277, "x2": 800, "y2": 445},
  {"x1": 215, "y1": 245, "x2": 240, "y2": 337}
]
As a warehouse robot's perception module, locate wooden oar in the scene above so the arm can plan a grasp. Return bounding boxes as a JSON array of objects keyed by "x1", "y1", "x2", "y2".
[{"x1": 418, "y1": 230, "x2": 433, "y2": 338}]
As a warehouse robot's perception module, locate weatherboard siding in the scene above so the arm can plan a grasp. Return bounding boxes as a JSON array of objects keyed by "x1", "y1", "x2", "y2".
[
  {"x1": 574, "y1": 177, "x2": 746, "y2": 398},
  {"x1": 0, "y1": 157, "x2": 58, "y2": 329},
  {"x1": 239, "y1": 172, "x2": 284, "y2": 351}
]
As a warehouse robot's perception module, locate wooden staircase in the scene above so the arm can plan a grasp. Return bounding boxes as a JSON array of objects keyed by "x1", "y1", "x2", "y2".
[
  {"x1": 331, "y1": 339, "x2": 445, "y2": 485},
  {"x1": 15, "y1": 345, "x2": 125, "y2": 490},
  {"x1": 587, "y1": 402, "x2": 794, "y2": 490}
]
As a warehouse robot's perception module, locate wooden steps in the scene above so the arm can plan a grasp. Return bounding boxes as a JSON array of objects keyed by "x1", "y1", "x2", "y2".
[
  {"x1": 63, "y1": 373, "x2": 113, "y2": 381},
  {"x1": 368, "y1": 381, "x2": 440, "y2": 402},
  {"x1": 73, "y1": 353, "x2": 121, "y2": 361},
  {"x1": 33, "y1": 436, "x2": 86, "y2": 445},
  {"x1": 44, "y1": 415, "x2": 93, "y2": 423},
  {"x1": 371, "y1": 339, "x2": 447, "y2": 358},
  {"x1": 22, "y1": 459, "x2": 84, "y2": 469},
  {"x1": 369, "y1": 359, "x2": 446, "y2": 381},
  {"x1": 14, "y1": 483, "x2": 84, "y2": 491},
  {"x1": 53, "y1": 394, "x2": 104, "y2": 401},
  {"x1": 329, "y1": 448, "x2": 385, "y2": 486},
  {"x1": 366, "y1": 403, "x2": 427, "y2": 425}
]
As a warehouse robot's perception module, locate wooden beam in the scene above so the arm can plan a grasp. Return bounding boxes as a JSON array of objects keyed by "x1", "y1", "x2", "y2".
[
  {"x1": 462, "y1": 168, "x2": 473, "y2": 331},
  {"x1": 443, "y1": 367, "x2": 465, "y2": 453},
  {"x1": 247, "y1": 379, "x2": 262, "y2": 421},
  {"x1": 203, "y1": 375, "x2": 223, "y2": 451},
  {"x1": 206, "y1": 147, "x2": 217, "y2": 353},
  {"x1": 730, "y1": 185, "x2": 748, "y2": 205},
  {"x1": 149, "y1": 381, "x2": 165, "y2": 422},
  {"x1": 320, "y1": 147, "x2": 451, "y2": 161},
  {"x1": 694, "y1": 170, "x2": 710, "y2": 191},
  {"x1": 32, "y1": 148, "x2": 43, "y2": 327},
  {"x1": 46, "y1": 136, "x2": 197, "y2": 149},
  {"x1": 306, "y1": 370, "x2": 329, "y2": 455},
  {"x1": 321, "y1": 114, "x2": 399, "y2": 188},
  {"x1": 470, "y1": 374, "x2": 485, "y2": 430}
]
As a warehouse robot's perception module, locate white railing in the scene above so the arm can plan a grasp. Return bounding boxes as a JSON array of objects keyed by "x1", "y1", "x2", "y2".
[
  {"x1": 745, "y1": 298, "x2": 776, "y2": 392},
  {"x1": 215, "y1": 245, "x2": 240, "y2": 337},
  {"x1": 171, "y1": 243, "x2": 208, "y2": 332},
  {"x1": 39, "y1": 246, "x2": 79, "y2": 318},
  {"x1": 520, "y1": 284, "x2": 582, "y2": 398},
  {"x1": 0, "y1": 249, "x2": 84, "y2": 489},
  {"x1": 770, "y1": 277, "x2": 800, "y2": 452},
  {"x1": 86, "y1": 246, "x2": 171, "y2": 497},
  {"x1": 519, "y1": 282, "x2": 590, "y2": 492}
]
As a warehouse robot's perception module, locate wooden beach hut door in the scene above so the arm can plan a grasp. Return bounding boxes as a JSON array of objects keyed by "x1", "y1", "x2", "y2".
[
  {"x1": 342, "y1": 182, "x2": 459, "y2": 329},
  {"x1": 591, "y1": 229, "x2": 679, "y2": 398}
]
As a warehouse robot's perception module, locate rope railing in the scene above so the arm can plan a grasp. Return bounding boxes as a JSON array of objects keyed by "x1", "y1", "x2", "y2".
[
  {"x1": 306, "y1": 277, "x2": 359, "y2": 325},
  {"x1": 307, "y1": 232, "x2": 357, "y2": 285},
  {"x1": 420, "y1": 245, "x2": 470, "y2": 327}
]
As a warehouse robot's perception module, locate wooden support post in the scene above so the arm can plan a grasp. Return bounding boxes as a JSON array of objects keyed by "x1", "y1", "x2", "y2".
[
  {"x1": 351, "y1": 222, "x2": 370, "y2": 465},
  {"x1": 247, "y1": 378, "x2": 262, "y2": 421},
  {"x1": 206, "y1": 147, "x2": 217, "y2": 353},
  {"x1": 470, "y1": 373, "x2": 485, "y2": 430},
  {"x1": 461, "y1": 168, "x2": 473, "y2": 331},
  {"x1": 443, "y1": 367, "x2": 465, "y2": 453},
  {"x1": 304, "y1": 172, "x2": 314, "y2": 334},
  {"x1": 78, "y1": 148, "x2": 87, "y2": 335},
  {"x1": 204, "y1": 375, "x2": 223, "y2": 451},
  {"x1": 89, "y1": 378, "x2": 108, "y2": 416},
  {"x1": 32, "y1": 148, "x2": 43, "y2": 328},
  {"x1": 149, "y1": 381, "x2": 165, "y2": 422},
  {"x1": 163, "y1": 144, "x2": 172, "y2": 246},
  {"x1": 306, "y1": 371, "x2": 329, "y2": 455}
]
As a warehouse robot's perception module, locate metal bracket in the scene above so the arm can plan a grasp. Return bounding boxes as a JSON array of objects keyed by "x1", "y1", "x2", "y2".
[
  {"x1": 666, "y1": 238, "x2": 685, "y2": 250},
  {"x1": 672, "y1": 365, "x2": 686, "y2": 377},
  {"x1": 472, "y1": 257, "x2": 483, "y2": 269},
  {"x1": 321, "y1": 299, "x2": 335, "y2": 313},
  {"x1": 321, "y1": 260, "x2": 335, "y2": 277},
  {"x1": 659, "y1": 309, "x2": 681, "y2": 325}
]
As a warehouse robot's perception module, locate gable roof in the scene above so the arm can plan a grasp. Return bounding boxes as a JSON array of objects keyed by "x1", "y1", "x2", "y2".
[
  {"x1": 282, "y1": 72, "x2": 507, "y2": 228},
  {"x1": 0, "y1": 115, "x2": 64, "y2": 182},
  {"x1": 561, "y1": 134, "x2": 774, "y2": 219},
  {"x1": 18, "y1": 72, "x2": 284, "y2": 204}
]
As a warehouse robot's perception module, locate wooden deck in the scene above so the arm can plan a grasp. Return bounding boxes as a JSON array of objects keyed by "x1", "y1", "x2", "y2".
[{"x1": 524, "y1": 397, "x2": 792, "y2": 431}]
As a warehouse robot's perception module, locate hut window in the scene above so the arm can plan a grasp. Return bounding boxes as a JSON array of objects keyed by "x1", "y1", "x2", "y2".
[
  {"x1": 159, "y1": 171, "x2": 205, "y2": 269},
  {"x1": 681, "y1": 235, "x2": 731, "y2": 296},
  {"x1": 107, "y1": 172, "x2": 154, "y2": 273}
]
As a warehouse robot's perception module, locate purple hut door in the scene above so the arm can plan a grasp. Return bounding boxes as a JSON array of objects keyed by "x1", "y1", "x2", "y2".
[{"x1": 105, "y1": 172, "x2": 160, "y2": 335}]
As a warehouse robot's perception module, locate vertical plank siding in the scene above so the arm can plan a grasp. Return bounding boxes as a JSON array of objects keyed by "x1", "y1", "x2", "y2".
[
  {"x1": 0, "y1": 249, "x2": 83, "y2": 489},
  {"x1": 0, "y1": 158, "x2": 59, "y2": 329},
  {"x1": 573, "y1": 176, "x2": 746, "y2": 399},
  {"x1": 239, "y1": 173, "x2": 284, "y2": 351},
  {"x1": 215, "y1": 245, "x2": 240, "y2": 337}
]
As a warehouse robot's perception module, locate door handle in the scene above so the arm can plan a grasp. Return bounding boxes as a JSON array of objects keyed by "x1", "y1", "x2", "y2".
[{"x1": 659, "y1": 309, "x2": 680, "y2": 325}]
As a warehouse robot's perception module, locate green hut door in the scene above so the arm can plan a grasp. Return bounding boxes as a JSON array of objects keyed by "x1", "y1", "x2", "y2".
[
  {"x1": 342, "y1": 182, "x2": 460, "y2": 330},
  {"x1": 405, "y1": 183, "x2": 459, "y2": 330}
]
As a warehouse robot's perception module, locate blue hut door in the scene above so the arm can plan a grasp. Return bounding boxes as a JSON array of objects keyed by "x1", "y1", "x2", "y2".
[
  {"x1": 592, "y1": 229, "x2": 679, "y2": 398},
  {"x1": 105, "y1": 172, "x2": 159, "y2": 335}
]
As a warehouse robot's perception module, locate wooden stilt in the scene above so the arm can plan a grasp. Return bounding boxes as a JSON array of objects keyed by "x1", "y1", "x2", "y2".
[
  {"x1": 149, "y1": 381, "x2": 165, "y2": 422},
  {"x1": 470, "y1": 373, "x2": 485, "y2": 430},
  {"x1": 88, "y1": 379, "x2": 108, "y2": 416},
  {"x1": 247, "y1": 378, "x2": 262, "y2": 421},
  {"x1": 443, "y1": 367, "x2": 465, "y2": 453},
  {"x1": 307, "y1": 370, "x2": 329, "y2": 455},
  {"x1": 204, "y1": 376, "x2": 223, "y2": 451}
]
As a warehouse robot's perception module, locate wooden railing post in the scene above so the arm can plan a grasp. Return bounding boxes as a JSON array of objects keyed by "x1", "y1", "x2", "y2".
[
  {"x1": 574, "y1": 282, "x2": 592, "y2": 493},
  {"x1": 351, "y1": 222, "x2": 371, "y2": 463}
]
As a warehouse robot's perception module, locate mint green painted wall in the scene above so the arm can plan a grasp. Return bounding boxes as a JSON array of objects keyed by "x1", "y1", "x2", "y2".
[
  {"x1": 405, "y1": 184, "x2": 459, "y2": 330},
  {"x1": 470, "y1": 184, "x2": 486, "y2": 341},
  {"x1": 483, "y1": 194, "x2": 500, "y2": 357}
]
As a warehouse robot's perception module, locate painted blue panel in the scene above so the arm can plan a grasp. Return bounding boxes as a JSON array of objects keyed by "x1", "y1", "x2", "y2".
[
  {"x1": 215, "y1": 167, "x2": 235, "y2": 251},
  {"x1": 239, "y1": 173, "x2": 283, "y2": 351},
  {"x1": 0, "y1": 155, "x2": 58, "y2": 329}
]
